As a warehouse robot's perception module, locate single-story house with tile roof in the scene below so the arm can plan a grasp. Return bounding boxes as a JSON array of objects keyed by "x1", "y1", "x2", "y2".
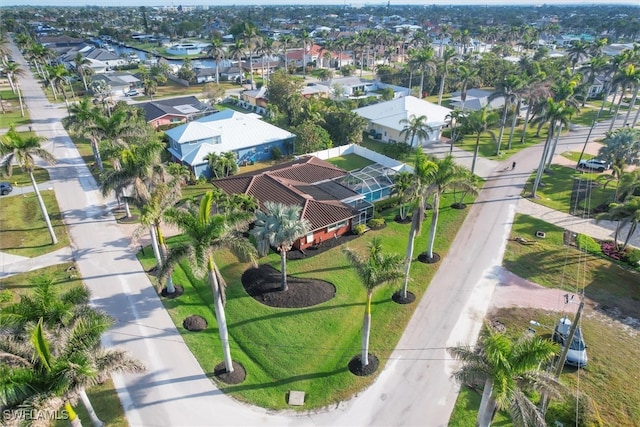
[
  {"x1": 91, "y1": 72, "x2": 140, "y2": 96},
  {"x1": 135, "y1": 96, "x2": 217, "y2": 128},
  {"x1": 353, "y1": 96, "x2": 452, "y2": 146},
  {"x1": 212, "y1": 156, "x2": 372, "y2": 250},
  {"x1": 166, "y1": 109, "x2": 296, "y2": 178}
]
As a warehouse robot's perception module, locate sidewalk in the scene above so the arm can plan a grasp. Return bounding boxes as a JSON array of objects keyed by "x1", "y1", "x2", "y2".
[{"x1": 0, "y1": 246, "x2": 74, "y2": 279}]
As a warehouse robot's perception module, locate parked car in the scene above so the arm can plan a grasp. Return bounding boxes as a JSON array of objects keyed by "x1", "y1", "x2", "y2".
[
  {"x1": 0, "y1": 181, "x2": 13, "y2": 195},
  {"x1": 553, "y1": 317, "x2": 588, "y2": 368},
  {"x1": 124, "y1": 89, "x2": 140, "y2": 97},
  {"x1": 578, "y1": 158, "x2": 610, "y2": 172}
]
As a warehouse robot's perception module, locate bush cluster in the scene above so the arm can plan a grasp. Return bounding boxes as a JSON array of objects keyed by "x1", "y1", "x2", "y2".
[
  {"x1": 367, "y1": 218, "x2": 385, "y2": 229},
  {"x1": 353, "y1": 224, "x2": 367, "y2": 235},
  {"x1": 374, "y1": 196, "x2": 401, "y2": 213}
]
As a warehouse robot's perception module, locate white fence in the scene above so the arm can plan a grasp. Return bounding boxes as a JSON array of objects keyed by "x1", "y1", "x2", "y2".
[{"x1": 307, "y1": 144, "x2": 414, "y2": 173}]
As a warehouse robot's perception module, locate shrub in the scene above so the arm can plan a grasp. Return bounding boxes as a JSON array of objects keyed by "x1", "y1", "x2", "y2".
[
  {"x1": 368, "y1": 218, "x2": 385, "y2": 229},
  {"x1": 576, "y1": 234, "x2": 600, "y2": 254},
  {"x1": 623, "y1": 247, "x2": 640, "y2": 268},
  {"x1": 600, "y1": 241, "x2": 622, "y2": 260},
  {"x1": 270, "y1": 146, "x2": 283, "y2": 161},
  {"x1": 353, "y1": 224, "x2": 367, "y2": 235},
  {"x1": 374, "y1": 196, "x2": 401, "y2": 213}
]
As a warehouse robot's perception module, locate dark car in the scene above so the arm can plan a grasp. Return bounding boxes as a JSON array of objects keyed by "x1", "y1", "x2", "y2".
[{"x1": 0, "y1": 181, "x2": 13, "y2": 195}]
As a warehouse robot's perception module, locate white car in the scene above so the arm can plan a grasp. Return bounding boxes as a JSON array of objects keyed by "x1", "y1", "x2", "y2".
[
  {"x1": 578, "y1": 158, "x2": 610, "y2": 172},
  {"x1": 553, "y1": 317, "x2": 588, "y2": 368},
  {"x1": 124, "y1": 89, "x2": 140, "y2": 97}
]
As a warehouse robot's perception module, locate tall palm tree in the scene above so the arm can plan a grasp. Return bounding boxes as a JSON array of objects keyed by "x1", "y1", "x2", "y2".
[
  {"x1": 399, "y1": 149, "x2": 436, "y2": 300},
  {"x1": 228, "y1": 38, "x2": 246, "y2": 76},
  {"x1": 421, "y1": 156, "x2": 476, "y2": 263},
  {"x1": 456, "y1": 64, "x2": 479, "y2": 111},
  {"x1": 437, "y1": 46, "x2": 456, "y2": 105},
  {"x1": 342, "y1": 237, "x2": 403, "y2": 369},
  {"x1": 242, "y1": 23, "x2": 260, "y2": 89},
  {"x1": 531, "y1": 99, "x2": 576, "y2": 197},
  {"x1": 445, "y1": 108, "x2": 466, "y2": 153},
  {"x1": 411, "y1": 47, "x2": 436, "y2": 98},
  {"x1": 596, "y1": 196, "x2": 640, "y2": 252},
  {"x1": 489, "y1": 75, "x2": 523, "y2": 155},
  {"x1": 597, "y1": 126, "x2": 640, "y2": 175},
  {"x1": 448, "y1": 326, "x2": 561, "y2": 427},
  {"x1": 72, "y1": 52, "x2": 92, "y2": 92},
  {"x1": 567, "y1": 40, "x2": 590, "y2": 73},
  {"x1": 2, "y1": 61, "x2": 26, "y2": 116},
  {"x1": 460, "y1": 106, "x2": 499, "y2": 174},
  {"x1": 68, "y1": 96, "x2": 104, "y2": 170},
  {"x1": 299, "y1": 30, "x2": 312, "y2": 76},
  {"x1": 161, "y1": 191, "x2": 257, "y2": 374},
  {"x1": 391, "y1": 171, "x2": 413, "y2": 221},
  {"x1": 251, "y1": 202, "x2": 311, "y2": 291},
  {"x1": 399, "y1": 114, "x2": 433, "y2": 148},
  {"x1": 206, "y1": 37, "x2": 225, "y2": 84},
  {"x1": 0, "y1": 125, "x2": 57, "y2": 244},
  {"x1": 609, "y1": 63, "x2": 640, "y2": 131}
]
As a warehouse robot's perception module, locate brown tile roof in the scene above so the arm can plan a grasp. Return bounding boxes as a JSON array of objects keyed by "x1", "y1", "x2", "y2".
[{"x1": 213, "y1": 156, "x2": 357, "y2": 231}]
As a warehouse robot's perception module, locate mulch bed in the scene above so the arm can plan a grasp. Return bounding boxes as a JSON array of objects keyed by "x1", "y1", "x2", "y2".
[
  {"x1": 394, "y1": 215, "x2": 412, "y2": 224},
  {"x1": 418, "y1": 252, "x2": 441, "y2": 264},
  {"x1": 242, "y1": 264, "x2": 336, "y2": 308},
  {"x1": 392, "y1": 290, "x2": 416, "y2": 304},
  {"x1": 183, "y1": 314, "x2": 207, "y2": 331},
  {"x1": 161, "y1": 285, "x2": 184, "y2": 299},
  {"x1": 214, "y1": 361, "x2": 246, "y2": 384},
  {"x1": 348, "y1": 353, "x2": 379, "y2": 376},
  {"x1": 451, "y1": 203, "x2": 467, "y2": 210}
]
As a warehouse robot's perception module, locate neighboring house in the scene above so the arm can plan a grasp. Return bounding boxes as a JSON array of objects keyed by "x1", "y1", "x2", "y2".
[
  {"x1": 285, "y1": 44, "x2": 353, "y2": 69},
  {"x1": 166, "y1": 109, "x2": 296, "y2": 178},
  {"x1": 242, "y1": 60, "x2": 281, "y2": 77},
  {"x1": 195, "y1": 67, "x2": 218, "y2": 84},
  {"x1": 136, "y1": 96, "x2": 217, "y2": 128},
  {"x1": 81, "y1": 47, "x2": 128, "y2": 72},
  {"x1": 353, "y1": 95, "x2": 452, "y2": 145},
  {"x1": 219, "y1": 66, "x2": 244, "y2": 82},
  {"x1": 212, "y1": 156, "x2": 372, "y2": 250},
  {"x1": 240, "y1": 86, "x2": 268, "y2": 110},
  {"x1": 315, "y1": 77, "x2": 410, "y2": 99},
  {"x1": 91, "y1": 72, "x2": 140, "y2": 96},
  {"x1": 449, "y1": 88, "x2": 505, "y2": 112}
]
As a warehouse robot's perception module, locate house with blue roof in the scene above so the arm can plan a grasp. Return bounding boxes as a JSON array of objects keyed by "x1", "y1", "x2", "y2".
[{"x1": 166, "y1": 110, "x2": 296, "y2": 178}]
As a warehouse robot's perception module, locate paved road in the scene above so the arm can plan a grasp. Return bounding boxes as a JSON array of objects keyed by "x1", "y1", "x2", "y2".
[{"x1": 5, "y1": 38, "x2": 634, "y2": 427}]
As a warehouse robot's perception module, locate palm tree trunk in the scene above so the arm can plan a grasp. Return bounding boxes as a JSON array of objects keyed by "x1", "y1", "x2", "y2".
[
  {"x1": 609, "y1": 89, "x2": 626, "y2": 131},
  {"x1": 623, "y1": 87, "x2": 638, "y2": 125},
  {"x1": 477, "y1": 378, "x2": 497, "y2": 427},
  {"x1": 632, "y1": 98, "x2": 640, "y2": 126},
  {"x1": 361, "y1": 292, "x2": 372, "y2": 366},
  {"x1": 532, "y1": 127, "x2": 554, "y2": 198},
  {"x1": 149, "y1": 225, "x2": 163, "y2": 267},
  {"x1": 64, "y1": 401, "x2": 83, "y2": 427},
  {"x1": 495, "y1": 103, "x2": 508, "y2": 155},
  {"x1": 156, "y1": 224, "x2": 175, "y2": 294},
  {"x1": 121, "y1": 189, "x2": 132, "y2": 218},
  {"x1": 30, "y1": 171, "x2": 58, "y2": 245},
  {"x1": 419, "y1": 69, "x2": 425, "y2": 99},
  {"x1": 215, "y1": 62, "x2": 220, "y2": 84},
  {"x1": 7, "y1": 74, "x2": 16, "y2": 92},
  {"x1": 507, "y1": 100, "x2": 520, "y2": 149},
  {"x1": 401, "y1": 206, "x2": 421, "y2": 299},
  {"x1": 471, "y1": 134, "x2": 481, "y2": 174},
  {"x1": 408, "y1": 70, "x2": 413, "y2": 94},
  {"x1": 89, "y1": 139, "x2": 104, "y2": 171},
  {"x1": 17, "y1": 86, "x2": 24, "y2": 117},
  {"x1": 280, "y1": 249, "x2": 288, "y2": 292},
  {"x1": 426, "y1": 193, "x2": 440, "y2": 258},
  {"x1": 437, "y1": 71, "x2": 446, "y2": 105},
  {"x1": 208, "y1": 257, "x2": 234, "y2": 373},
  {"x1": 545, "y1": 123, "x2": 563, "y2": 170},
  {"x1": 79, "y1": 387, "x2": 105, "y2": 427}
]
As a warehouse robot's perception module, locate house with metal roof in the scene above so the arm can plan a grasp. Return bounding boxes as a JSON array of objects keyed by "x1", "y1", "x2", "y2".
[
  {"x1": 353, "y1": 96, "x2": 452, "y2": 146},
  {"x1": 212, "y1": 156, "x2": 372, "y2": 251},
  {"x1": 135, "y1": 96, "x2": 217, "y2": 129},
  {"x1": 166, "y1": 110, "x2": 296, "y2": 178}
]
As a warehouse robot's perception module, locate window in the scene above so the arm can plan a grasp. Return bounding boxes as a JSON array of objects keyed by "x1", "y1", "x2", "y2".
[
  {"x1": 327, "y1": 220, "x2": 348, "y2": 232},
  {"x1": 306, "y1": 232, "x2": 314, "y2": 244}
]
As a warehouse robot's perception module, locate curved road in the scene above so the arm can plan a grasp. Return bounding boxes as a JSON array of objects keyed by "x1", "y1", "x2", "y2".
[{"x1": 7, "y1": 40, "x2": 630, "y2": 427}]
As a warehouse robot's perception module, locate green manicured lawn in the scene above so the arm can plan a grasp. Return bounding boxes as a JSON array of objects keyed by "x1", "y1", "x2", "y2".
[
  {"x1": 139, "y1": 193, "x2": 473, "y2": 410},
  {"x1": 524, "y1": 165, "x2": 615, "y2": 214},
  {"x1": 0, "y1": 89, "x2": 31, "y2": 128},
  {"x1": 0, "y1": 190, "x2": 70, "y2": 257},
  {"x1": 448, "y1": 386, "x2": 511, "y2": 426},
  {"x1": 1, "y1": 167, "x2": 50, "y2": 187},
  {"x1": 561, "y1": 151, "x2": 596, "y2": 163},
  {"x1": 325, "y1": 154, "x2": 375, "y2": 171},
  {"x1": 457, "y1": 122, "x2": 547, "y2": 160}
]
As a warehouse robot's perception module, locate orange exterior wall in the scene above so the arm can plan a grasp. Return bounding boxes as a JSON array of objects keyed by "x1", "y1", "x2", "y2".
[{"x1": 295, "y1": 221, "x2": 352, "y2": 250}]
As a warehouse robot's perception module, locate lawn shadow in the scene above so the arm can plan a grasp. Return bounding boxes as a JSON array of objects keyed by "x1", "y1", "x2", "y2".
[{"x1": 215, "y1": 366, "x2": 349, "y2": 394}]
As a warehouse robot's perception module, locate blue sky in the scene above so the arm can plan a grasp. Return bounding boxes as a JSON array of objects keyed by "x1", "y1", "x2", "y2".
[{"x1": 3, "y1": 0, "x2": 639, "y2": 6}]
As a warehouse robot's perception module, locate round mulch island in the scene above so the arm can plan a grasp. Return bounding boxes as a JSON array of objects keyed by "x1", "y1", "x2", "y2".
[
  {"x1": 242, "y1": 264, "x2": 336, "y2": 308},
  {"x1": 214, "y1": 361, "x2": 246, "y2": 384},
  {"x1": 394, "y1": 215, "x2": 412, "y2": 224},
  {"x1": 117, "y1": 214, "x2": 139, "y2": 224},
  {"x1": 348, "y1": 354, "x2": 379, "y2": 376},
  {"x1": 451, "y1": 203, "x2": 467, "y2": 210},
  {"x1": 183, "y1": 315, "x2": 207, "y2": 332},
  {"x1": 392, "y1": 290, "x2": 416, "y2": 305},
  {"x1": 161, "y1": 285, "x2": 184, "y2": 299},
  {"x1": 418, "y1": 252, "x2": 441, "y2": 264}
]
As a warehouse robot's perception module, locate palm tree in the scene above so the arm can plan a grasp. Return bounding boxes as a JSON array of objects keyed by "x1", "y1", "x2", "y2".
[
  {"x1": 445, "y1": 108, "x2": 466, "y2": 153},
  {"x1": 228, "y1": 38, "x2": 246, "y2": 75},
  {"x1": 398, "y1": 149, "x2": 436, "y2": 301},
  {"x1": 342, "y1": 237, "x2": 403, "y2": 369},
  {"x1": 597, "y1": 126, "x2": 640, "y2": 176},
  {"x1": 161, "y1": 191, "x2": 257, "y2": 374},
  {"x1": 391, "y1": 171, "x2": 413, "y2": 221},
  {"x1": 399, "y1": 114, "x2": 433, "y2": 148},
  {"x1": 597, "y1": 197, "x2": 640, "y2": 252},
  {"x1": 456, "y1": 64, "x2": 479, "y2": 111},
  {"x1": 460, "y1": 106, "x2": 499, "y2": 174},
  {"x1": 2, "y1": 61, "x2": 26, "y2": 116},
  {"x1": 437, "y1": 46, "x2": 456, "y2": 105},
  {"x1": 421, "y1": 156, "x2": 476, "y2": 263},
  {"x1": 411, "y1": 47, "x2": 436, "y2": 98},
  {"x1": 568, "y1": 40, "x2": 591, "y2": 73},
  {"x1": 609, "y1": 63, "x2": 640, "y2": 132},
  {"x1": 489, "y1": 75, "x2": 523, "y2": 155},
  {"x1": 251, "y1": 202, "x2": 311, "y2": 291},
  {"x1": 0, "y1": 314, "x2": 144, "y2": 427},
  {"x1": 242, "y1": 24, "x2": 260, "y2": 89},
  {"x1": 448, "y1": 326, "x2": 561, "y2": 427},
  {"x1": 299, "y1": 30, "x2": 312, "y2": 76},
  {"x1": 72, "y1": 52, "x2": 92, "y2": 92},
  {"x1": 206, "y1": 37, "x2": 225, "y2": 84},
  {"x1": 68, "y1": 97, "x2": 104, "y2": 170},
  {"x1": 531, "y1": 99, "x2": 576, "y2": 197},
  {"x1": 278, "y1": 34, "x2": 294, "y2": 72},
  {"x1": 0, "y1": 125, "x2": 57, "y2": 244}
]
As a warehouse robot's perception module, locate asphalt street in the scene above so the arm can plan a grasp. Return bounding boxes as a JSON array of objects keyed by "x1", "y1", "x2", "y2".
[{"x1": 5, "y1": 39, "x2": 632, "y2": 427}]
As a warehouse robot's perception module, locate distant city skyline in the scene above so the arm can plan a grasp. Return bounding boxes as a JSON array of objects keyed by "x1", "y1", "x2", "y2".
[{"x1": 2, "y1": 0, "x2": 639, "y2": 7}]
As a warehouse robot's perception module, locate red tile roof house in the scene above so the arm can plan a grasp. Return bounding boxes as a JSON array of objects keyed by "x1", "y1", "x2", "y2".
[
  {"x1": 212, "y1": 156, "x2": 373, "y2": 251},
  {"x1": 285, "y1": 44, "x2": 353, "y2": 70}
]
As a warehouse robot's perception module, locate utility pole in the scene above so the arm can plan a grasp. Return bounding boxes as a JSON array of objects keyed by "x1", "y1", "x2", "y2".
[{"x1": 540, "y1": 298, "x2": 585, "y2": 415}]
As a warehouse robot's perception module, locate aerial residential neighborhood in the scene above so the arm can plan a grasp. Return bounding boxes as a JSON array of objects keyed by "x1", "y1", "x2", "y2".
[{"x1": 0, "y1": 2, "x2": 639, "y2": 427}]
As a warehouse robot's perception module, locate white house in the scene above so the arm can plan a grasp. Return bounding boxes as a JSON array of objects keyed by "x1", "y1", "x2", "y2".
[{"x1": 353, "y1": 96, "x2": 452, "y2": 145}]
